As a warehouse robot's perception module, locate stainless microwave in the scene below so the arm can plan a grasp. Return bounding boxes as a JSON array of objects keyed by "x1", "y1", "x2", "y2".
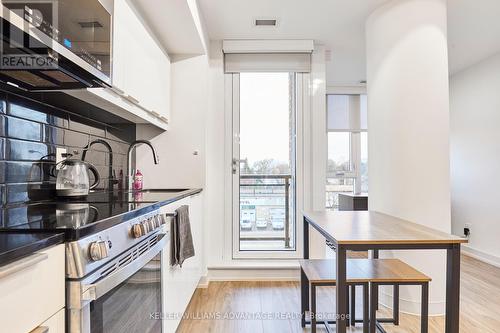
[{"x1": 0, "y1": 0, "x2": 112, "y2": 90}]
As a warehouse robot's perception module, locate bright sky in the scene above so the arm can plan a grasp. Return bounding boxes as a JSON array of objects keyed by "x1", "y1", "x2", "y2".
[
  {"x1": 328, "y1": 132, "x2": 350, "y2": 164},
  {"x1": 240, "y1": 73, "x2": 290, "y2": 166},
  {"x1": 239, "y1": 74, "x2": 367, "y2": 168}
]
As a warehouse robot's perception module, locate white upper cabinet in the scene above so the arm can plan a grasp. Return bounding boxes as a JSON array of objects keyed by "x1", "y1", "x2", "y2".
[
  {"x1": 66, "y1": 0, "x2": 208, "y2": 129},
  {"x1": 113, "y1": 0, "x2": 171, "y2": 121},
  {"x1": 66, "y1": 0, "x2": 171, "y2": 130}
]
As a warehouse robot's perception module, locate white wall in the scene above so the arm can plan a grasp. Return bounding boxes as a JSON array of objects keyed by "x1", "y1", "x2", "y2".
[
  {"x1": 136, "y1": 55, "x2": 208, "y2": 189},
  {"x1": 366, "y1": 0, "x2": 451, "y2": 315},
  {"x1": 450, "y1": 52, "x2": 500, "y2": 265},
  {"x1": 204, "y1": 41, "x2": 228, "y2": 265}
]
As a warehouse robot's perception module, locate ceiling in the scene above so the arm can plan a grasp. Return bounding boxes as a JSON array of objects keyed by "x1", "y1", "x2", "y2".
[
  {"x1": 447, "y1": 0, "x2": 500, "y2": 74},
  {"x1": 194, "y1": 0, "x2": 500, "y2": 84},
  {"x1": 198, "y1": 0, "x2": 386, "y2": 86},
  {"x1": 131, "y1": 0, "x2": 206, "y2": 56}
]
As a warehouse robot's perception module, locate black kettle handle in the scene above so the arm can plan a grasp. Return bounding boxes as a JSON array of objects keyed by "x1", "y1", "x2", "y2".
[{"x1": 88, "y1": 164, "x2": 101, "y2": 190}]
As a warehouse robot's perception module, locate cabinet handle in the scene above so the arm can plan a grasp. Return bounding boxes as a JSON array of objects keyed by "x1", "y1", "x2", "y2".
[
  {"x1": 0, "y1": 253, "x2": 48, "y2": 279},
  {"x1": 30, "y1": 326, "x2": 49, "y2": 333},
  {"x1": 125, "y1": 94, "x2": 140, "y2": 105}
]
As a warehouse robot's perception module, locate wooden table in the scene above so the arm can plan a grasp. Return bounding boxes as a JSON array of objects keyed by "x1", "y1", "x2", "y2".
[{"x1": 303, "y1": 210, "x2": 468, "y2": 333}]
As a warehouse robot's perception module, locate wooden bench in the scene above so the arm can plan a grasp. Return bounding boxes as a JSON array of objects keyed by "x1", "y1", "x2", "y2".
[{"x1": 299, "y1": 259, "x2": 431, "y2": 333}]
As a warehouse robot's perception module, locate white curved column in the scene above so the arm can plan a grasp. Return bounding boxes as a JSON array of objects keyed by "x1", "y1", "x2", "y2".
[{"x1": 366, "y1": 0, "x2": 450, "y2": 315}]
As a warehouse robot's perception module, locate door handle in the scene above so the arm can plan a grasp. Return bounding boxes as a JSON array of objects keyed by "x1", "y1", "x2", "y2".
[{"x1": 232, "y1": 158, "x2": 246, "y2": 174}]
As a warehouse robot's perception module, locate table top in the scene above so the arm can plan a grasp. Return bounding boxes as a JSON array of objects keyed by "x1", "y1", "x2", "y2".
[{"x1": 303, "y1": 210, "x2": 468, "y2": 246}]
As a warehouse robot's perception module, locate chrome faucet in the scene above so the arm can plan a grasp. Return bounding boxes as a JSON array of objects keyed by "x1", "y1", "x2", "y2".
[{"x1": 127, "y1": 140, "x2": 159, "y2": 189}]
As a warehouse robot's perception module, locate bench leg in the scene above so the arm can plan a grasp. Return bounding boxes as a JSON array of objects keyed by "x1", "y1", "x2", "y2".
[
  {"x1": 351, "y1": 285, "x2": 356, "y2": 326},
  {"x1": 373, "y1": 249, "x2": 379, "y2": 310},
  {"x1": 363, "y1": 283, "x2": 369, "y2": 333},
  {"x1": 370, "y1": 283, "x2": 377, "y2": 333},
  {"x1": 300, "y1": 268, "x2": 309, "y2": 328},
  {"x1": 346, "y1": 285, "x2": 350, "y2": 326},
  {"x1": 311, "y1": 284, "x2": 317, "y2": 333},
  {"x1": 393, "y1": 284, "x2": 400, "y2": 325},
  {"x1": 421, "y1": 282, "x2": 429, "y2": 333}
]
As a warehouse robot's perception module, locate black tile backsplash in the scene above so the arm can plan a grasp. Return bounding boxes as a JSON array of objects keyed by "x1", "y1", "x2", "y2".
[
  {"x1": 0, "y1": 90, "x2": 135, "y2": 207},
  {"x1": 5, "y1": 116, "x2": 41, "y2": 141},
  {"x1": 6, "y1": 139, "x2": 49, "y2": 161}
]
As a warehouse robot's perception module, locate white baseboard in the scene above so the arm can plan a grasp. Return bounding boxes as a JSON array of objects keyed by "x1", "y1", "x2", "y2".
[
  {"x1": 200, "y1": 267, "x2": 300, "y2": 283},
  {"x1": 197, "y1": 275, "x2": 210, "y2": 288},
  {"x1": 462, "y1": 245, "x2": 500, "y2": 268}
]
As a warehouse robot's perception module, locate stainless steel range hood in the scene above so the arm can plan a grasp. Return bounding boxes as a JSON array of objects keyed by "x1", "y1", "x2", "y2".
[{"x1": 0, "y1": 0, "x2": 112, "y2": 90}]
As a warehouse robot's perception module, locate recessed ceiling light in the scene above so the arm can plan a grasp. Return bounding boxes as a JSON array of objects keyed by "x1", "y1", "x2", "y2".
[{"x1": 254, "y1": 18, "x2": 278, "y2": 27}]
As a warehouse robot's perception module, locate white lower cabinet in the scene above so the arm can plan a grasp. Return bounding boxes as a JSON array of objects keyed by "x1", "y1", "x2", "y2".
[
  {"x1": 161, "y1": 193, "x2": 204, "y2": 333},
  {"x1": 0, "y1": 244, "x2": 65, "y2": 333},
  {"x1": 32, "y1": 308, "x2": 65, "y2": 333}
]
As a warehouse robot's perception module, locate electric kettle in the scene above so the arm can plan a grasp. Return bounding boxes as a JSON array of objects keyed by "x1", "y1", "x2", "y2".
[{"x1": 54, "y1": 159, "x2": 101, "y2": 197}]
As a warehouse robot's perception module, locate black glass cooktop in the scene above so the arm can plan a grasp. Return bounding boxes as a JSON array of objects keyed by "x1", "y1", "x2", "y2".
[{"x1": 0, "y1": 189, "x2": 200, "y2": 240}]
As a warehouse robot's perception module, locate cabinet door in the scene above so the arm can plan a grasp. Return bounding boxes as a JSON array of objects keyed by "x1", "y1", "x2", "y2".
[
  {"x1": 161, "y1": 194, "x2": 203, "y2": 333},
  {"x1": 33, "y1": 308, "x2": 65, "y2": 333},
  {"x1": 112, "y1": 0, "x2": 170, "y2": 120},
  {"x1": 0, "y1": 245, "x2": 65, "y2": 333},
  {"x1": 111, "y1": 0, "x2": 132, "y2": 92},
  {"x1": 149, "y1": 43, "x2": 171, "y2": 119}
]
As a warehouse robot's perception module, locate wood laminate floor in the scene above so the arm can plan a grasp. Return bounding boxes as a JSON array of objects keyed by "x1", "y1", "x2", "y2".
[{"x1": 177, "y1": 254, "x2": 500, "y2": 333}]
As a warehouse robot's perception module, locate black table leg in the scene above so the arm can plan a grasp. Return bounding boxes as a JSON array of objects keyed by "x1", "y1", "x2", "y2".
[
  {"x1": 300, "y1": 268, "x2": 309, "y2": 328},
  {"x1": 373, "y1": 249, "x2": 379, "y2": 310},
  {"x1": 393, "y1": 284, "x2": 399, "y2": 325},
  {"x1": 363, "y1": 283, "x2": 369, "y2": 333},
  {"x1": 336, "y1": 245, "x2": 348, "y2": 333},
  {"x1": 369, "y1": 283, "x2": 377, "y2": 333},
  {"x1": 351, "y1": 285, "x2": 356, "y2": 326},
  {"x1": 421, "y1": 282, "x2": 429, "y2": 333},
  {"x1": 303, "y1": 216, "x2": 309, "y2": 259},
  {"x1": 445, "y1": 244, "x2": 461, "y2": 333}
]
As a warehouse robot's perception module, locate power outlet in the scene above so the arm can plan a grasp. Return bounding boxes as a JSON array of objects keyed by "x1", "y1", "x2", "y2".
[
  {"x1": 55, "y1": 147, "x2": 67, "y2": 170},
  {"x1": 464, "y1": 223, "x2": 472, "y2": 238}
]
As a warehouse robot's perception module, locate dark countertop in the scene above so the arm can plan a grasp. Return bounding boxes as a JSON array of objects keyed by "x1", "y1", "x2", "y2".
[
  {"x1": 0, "y1": 188, "x2": 202, "y2": 241},
  {"x1": 338, "y1": 192, "x2": 368, "y2": 198},
  {"x1": 0, "y1": 232, "x2": 65, "y2": 267}
]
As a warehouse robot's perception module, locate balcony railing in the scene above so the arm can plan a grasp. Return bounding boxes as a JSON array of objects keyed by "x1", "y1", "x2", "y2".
[{"x1": 239, "y1": 174, "x2": 292, "y2": 249}]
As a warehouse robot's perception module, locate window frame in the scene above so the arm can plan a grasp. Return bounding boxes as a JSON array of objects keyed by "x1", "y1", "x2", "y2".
[
  {"x1": 227, "y1": 72, "x2": 307, "y2": 259},
  {"x1": 326, "y1": 93, "x2": 368, "y2": 209}
]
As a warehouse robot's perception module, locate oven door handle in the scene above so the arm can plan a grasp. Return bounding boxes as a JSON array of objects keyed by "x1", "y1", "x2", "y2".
[{"x1": 82, "y1": 232, "x2": 168, "y2": 302}]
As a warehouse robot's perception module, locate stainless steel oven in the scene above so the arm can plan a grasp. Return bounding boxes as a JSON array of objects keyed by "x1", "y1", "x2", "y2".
[{"x1": 67, "y1": 229, "x2": 169, "y2": 333}]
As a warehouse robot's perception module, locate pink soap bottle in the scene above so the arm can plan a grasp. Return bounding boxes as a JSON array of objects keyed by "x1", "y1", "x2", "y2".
[{"x1": 133, "y1": 169, "x2": 143, "y2": 191}]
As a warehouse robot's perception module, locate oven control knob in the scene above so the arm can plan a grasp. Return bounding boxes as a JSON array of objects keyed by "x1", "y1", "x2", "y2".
[
  {"x1": 89, "y1": 241, "x2": 110, "y2": 261},
  {"x1": 142, "y1": 220, "x2": 151, "y2": 233},
  {"x1": 146, "y1": 217, "x2": 154, "y2": 230},
  {"x1": 132, "y1": 223, "x2": 144, "y2": 238}
]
